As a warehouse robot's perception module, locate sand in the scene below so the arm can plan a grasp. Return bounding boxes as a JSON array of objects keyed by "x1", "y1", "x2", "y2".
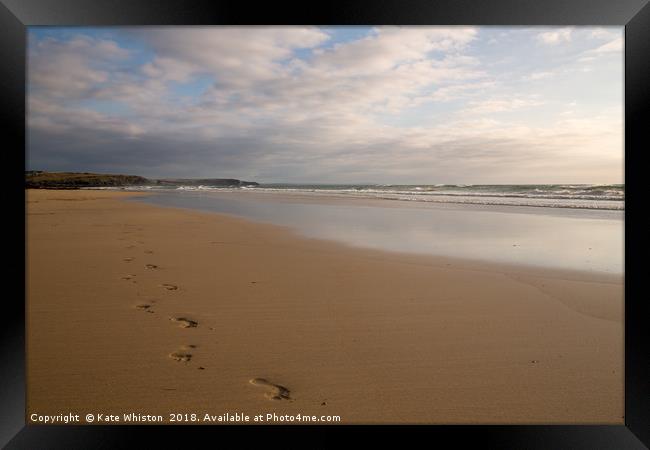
[{"x1": 26, "y1": 189, "x2": 624, "y2": 424}]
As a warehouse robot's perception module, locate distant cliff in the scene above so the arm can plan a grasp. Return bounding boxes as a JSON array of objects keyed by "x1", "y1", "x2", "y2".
[
  {"x1": 26, "y1": 171, "x2": 150, "y2": 189},
  {"x1": 25, "y1": 171, "x2": 259, "y2": 189},
  {"x1": 153, "y1": 178, "x2": 259, "y2": 187}
]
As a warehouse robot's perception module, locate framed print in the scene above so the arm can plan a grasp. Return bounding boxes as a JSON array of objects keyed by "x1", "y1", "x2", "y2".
[{"x1": 2, "y1": 0, "x2": 649, "y2": 448}]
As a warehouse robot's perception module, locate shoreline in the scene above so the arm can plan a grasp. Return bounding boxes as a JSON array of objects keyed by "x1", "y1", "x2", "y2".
[
  {"x1": 134, "y1": 193, "x2": 622, "y2": 281},
  {"x1": 132, "y1": 188, "x2": 624, "y2": 277},
  {"x1": 91, "y1": 185, "x2": 625, "y2": 212},
  {"x1": 26, "y1": 189, "x2": 624, "y2": 424}
]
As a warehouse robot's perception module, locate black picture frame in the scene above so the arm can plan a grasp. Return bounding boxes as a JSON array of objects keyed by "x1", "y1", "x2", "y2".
[{"x1": 2, "y1": 0, "x2": 648, "y2": 448}]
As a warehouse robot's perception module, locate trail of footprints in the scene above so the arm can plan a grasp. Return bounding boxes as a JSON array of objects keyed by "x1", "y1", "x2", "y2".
[
  {"x1": 120, "y1": 237, "x2": 199, "y2": 363},
  {"x1": 122, "y1": 235, "x2": 296, "y2": 401}
]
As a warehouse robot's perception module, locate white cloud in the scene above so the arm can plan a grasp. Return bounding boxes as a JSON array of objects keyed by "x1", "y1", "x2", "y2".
[
  {"x1": 137, "y1": 27, "x2": 330, "y2": 87},
  {"x1": 312, "y1": 27, "x2": 477, "y2": 75},
  {"x1": 592, "y1": 37, "x2": 623, "y2": 53},
  {"x1": 465, "y1": 97, "x2": 544, "y2": 114},
  {"x1": 588, "y1": 28, "x2": 620, "y2": 41},
  {"x1": 28, "y1": 36, "x2": 130, "y2": 99},
  {"x1": 575, "y1": 35, "x2": 623, "y2": 63},
  {"x1": 537, "y1": 28, "x2": 572, "y2": 45},
  {"x1": 26, "y1": 27, "x2": 624, "y2": 183},
  {"x1": 524, "y1": 71, "x2": 554, "y2": 81}
]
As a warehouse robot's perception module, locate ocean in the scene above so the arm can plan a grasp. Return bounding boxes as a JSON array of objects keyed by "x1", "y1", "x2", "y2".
[
  {"x1": 125, "y1": 185, "x2": 624, "y2": 274},
  {"x1": 118, "y1": 183, "x2": 624, "y2": 210}
]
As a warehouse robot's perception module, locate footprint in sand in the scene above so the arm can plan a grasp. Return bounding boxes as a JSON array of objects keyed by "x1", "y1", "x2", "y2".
[
  {"x1": 135, "y1": 303, "x2": 155, "y2": 313},
  {"x1": 161, "y1": 283, "x2": 178, "y2": 291},
  {"x1": 123, "y1": 257, "x2": 135, "y2": 262},
  {"x1": 170, "y1": 317, "x2": 198, "y2": 328},
  {"x1": 169, "y1": 347, "x2": 193, "y2": 363},
  {"x1": 249, "y1": 378, "x2": 292, "y2": 401},
  {"x1": 144, "y1": 250, "x2": 154, "y2": 254},
  {"x1": 145, "y1": 264, "x2": 159, "y2": 270},
  {"x1": 122, "y1": 274, "x2": 136, "y2": 281}
]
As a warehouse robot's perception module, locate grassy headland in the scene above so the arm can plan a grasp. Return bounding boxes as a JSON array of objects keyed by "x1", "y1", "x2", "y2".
[{"x1": 25, "y1": 171, "x2": 258, "y2": 189}]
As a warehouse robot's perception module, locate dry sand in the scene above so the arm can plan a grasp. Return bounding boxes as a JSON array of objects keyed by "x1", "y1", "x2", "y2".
[{"x1": 26, "y1": 189, "x2": 624, "y2": 424}]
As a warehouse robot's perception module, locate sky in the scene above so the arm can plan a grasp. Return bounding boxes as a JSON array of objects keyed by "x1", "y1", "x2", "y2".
[{"x1": 27, "y1": 26, "x2": 624, "y2": 184}]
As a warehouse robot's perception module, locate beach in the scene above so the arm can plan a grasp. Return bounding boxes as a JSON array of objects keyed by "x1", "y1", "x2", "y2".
[{"x1": 26, "y1": 189, "x2": 624, "y2": 424}]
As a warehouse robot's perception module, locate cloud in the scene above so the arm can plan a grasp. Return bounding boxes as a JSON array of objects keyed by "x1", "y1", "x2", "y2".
[
  {"x1": 464, "y1": 97, "x2": 544, "y2": 114},
  {"x1": 137, "y1": 27, "x2": 330, "y2": 87},
  {"x1": 28, "y1": 94, "x2": 621, "y2": 183},
  {"x1": 524, "y1": 71, "x2": 554, "y2": 81},
  {"x1": 591, "y1": 37, "x2": 623, "y2": 53},
  {"x1": 188, "y1": 27, "x2": 483, "y2": 117},
  {"x1": 27, "y1": 27, "x2": 623, "y2": 184},
  {"x1": 536, "y1": 28, "x2": 572, "y2": 45},
  {"x1": 28, "y1": 35, "x2": 130, "y2": 99},
  {"x1": 312, "y1": 27, "x2": 477, "y2": 74},
  {"x1": 588, "y1": 28, "x2": 620, "y2": 41},
  {"x1": 575, "y1": 35, "x2": 623, "y2": 63}
]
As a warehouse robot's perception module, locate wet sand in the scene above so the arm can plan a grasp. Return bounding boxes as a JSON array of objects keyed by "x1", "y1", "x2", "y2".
[{"x1": 26, "y1": 189, "x2": 624, "y2": 424}]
